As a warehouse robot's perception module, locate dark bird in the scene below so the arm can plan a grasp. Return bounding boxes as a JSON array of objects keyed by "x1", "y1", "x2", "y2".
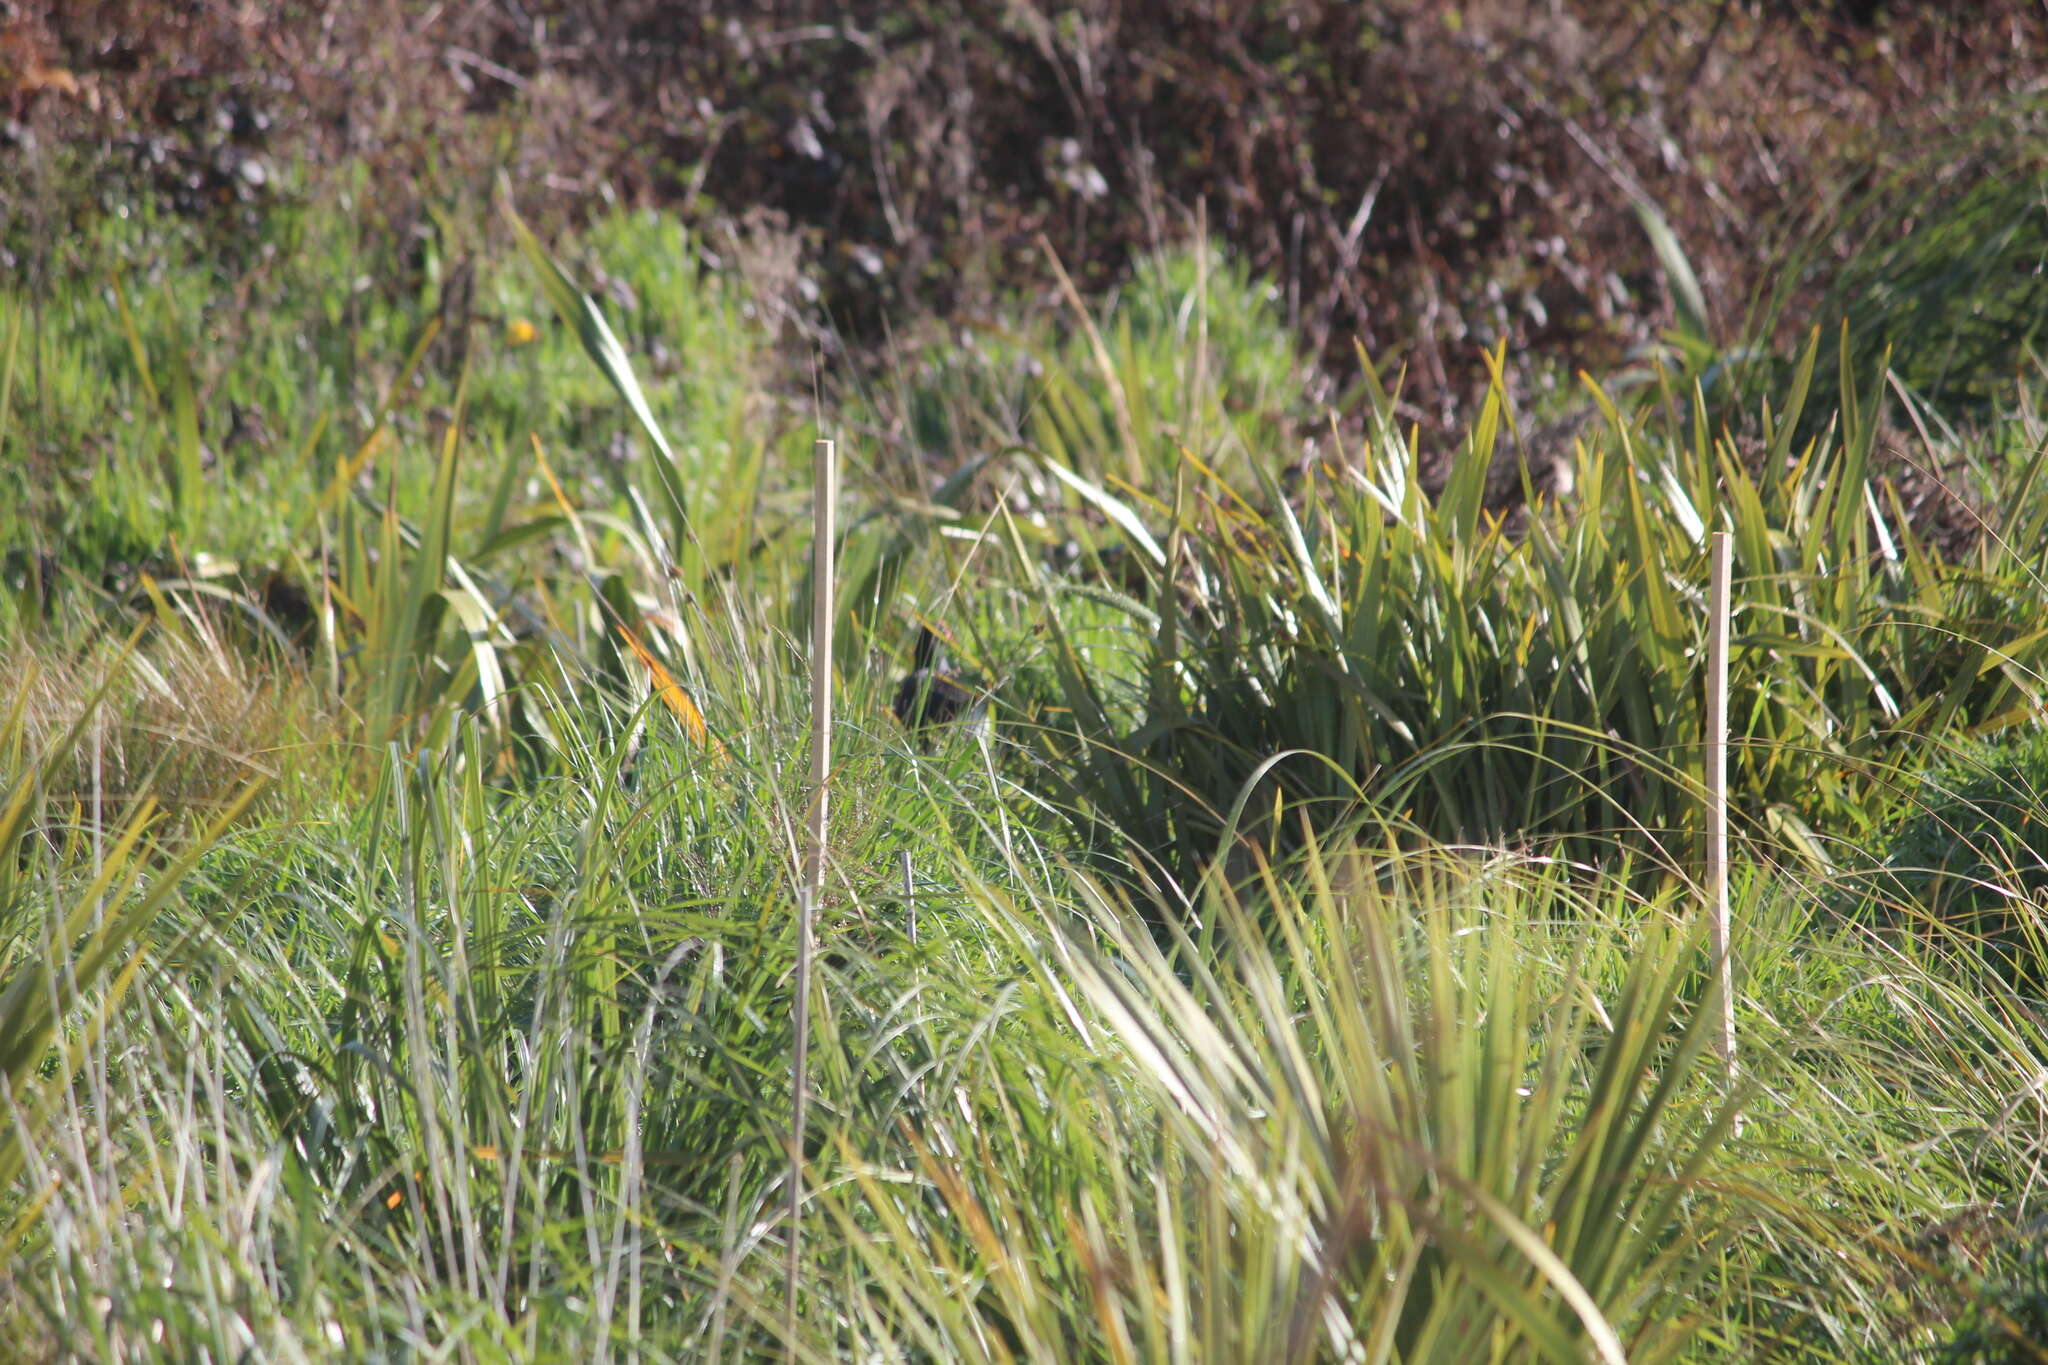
[{"x1": 892, "y1": 624, "x2": 989, "y2": 739}]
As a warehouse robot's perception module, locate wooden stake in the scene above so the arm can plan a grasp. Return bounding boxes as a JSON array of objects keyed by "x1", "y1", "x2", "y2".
[
  {"x1": 900, "y1": 849, "x2": 916, "y2": 945},
  {"x1": 787, "y1": 438, "x2": 835, "y2": 1355},
  {"x1": 1706, "y1": 531, "x2": 1736, "y2": 1082}
]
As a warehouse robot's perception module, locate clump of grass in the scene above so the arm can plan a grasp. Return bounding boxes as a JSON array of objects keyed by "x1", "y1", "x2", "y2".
[
  {"x1": 1866, "y1": 727, "x2": 2048, "y2": 982},
  {"x1": 1, "y1": 612, "x2": 309, "y2": 829},
  {"x1": 814, "y1": 834, "x2": 1745, "y2": 1363},
  {"x1": 12, "y1": 720, "x2": 2020, "y2": 1360},
  {"x1": 0, "y1": 182, "x2": 793, "y2": 631}
]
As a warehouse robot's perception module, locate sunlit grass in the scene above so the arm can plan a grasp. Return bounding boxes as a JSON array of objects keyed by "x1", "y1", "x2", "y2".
[{"x1": 4, "y1": 162, "x2": 2048, "y2": 1363}]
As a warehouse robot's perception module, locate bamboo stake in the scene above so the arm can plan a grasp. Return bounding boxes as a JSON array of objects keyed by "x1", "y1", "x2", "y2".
[
  {"x1": 787, "y1": 437, "x2": 835, "y2": 1355},
  {"x1": 1706, "y1": 531, "x2": 1736, "y2": 1082}
]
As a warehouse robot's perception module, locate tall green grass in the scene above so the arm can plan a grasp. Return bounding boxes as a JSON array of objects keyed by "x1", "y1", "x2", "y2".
[
  {"x1": 9, "y1": 701, "x2": 2046, "y2": 1360},
  {"x1": 7, "y1": 160, "x2": 2048, "y2": 1363}
]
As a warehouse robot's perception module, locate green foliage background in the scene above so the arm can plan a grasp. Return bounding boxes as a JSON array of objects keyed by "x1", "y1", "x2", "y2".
[{"x1": 7, "y1": 6, "x2": 2048, "y2": 1362}]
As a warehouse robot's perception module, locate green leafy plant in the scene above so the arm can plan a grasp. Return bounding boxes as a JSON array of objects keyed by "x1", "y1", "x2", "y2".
[{"x1": 1016, "y1": 324, "x2": 2048, "y2": 885}]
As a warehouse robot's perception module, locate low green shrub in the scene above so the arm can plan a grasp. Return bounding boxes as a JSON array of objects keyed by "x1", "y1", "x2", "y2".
[{"x1": 1934, "y1": 1241, "x2": 2048, "y2": 1365}]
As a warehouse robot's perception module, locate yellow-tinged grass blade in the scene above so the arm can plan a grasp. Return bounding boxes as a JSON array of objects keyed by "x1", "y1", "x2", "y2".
[{"x1": 617, "y1": 623, "x2": 723, "y2": 759}]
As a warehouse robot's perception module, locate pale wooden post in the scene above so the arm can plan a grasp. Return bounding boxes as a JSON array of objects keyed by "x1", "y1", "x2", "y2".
[
  {"x1": 900, "y1": 849, "x2": 916, "y2": 945},
  {"x1": 787, "y1": 438, "x2": 835, "y2": 1355},
  {"x1": 1706, "y1": 531, "x2": 1736, "y2": 1081}
]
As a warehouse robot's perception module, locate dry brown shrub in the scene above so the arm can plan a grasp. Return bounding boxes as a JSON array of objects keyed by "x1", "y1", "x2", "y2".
[{"x1": 7, "y1": 0, "x2": 2044, "y2": 435}]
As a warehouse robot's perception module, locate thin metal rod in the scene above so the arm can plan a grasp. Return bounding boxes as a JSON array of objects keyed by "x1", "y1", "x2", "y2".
[
  {"x1": 1706, "y1": 531, "x2": 1736, "y2": 1082},
  {"x1": 787, "y1": 437, "x2": 835, "y2": 1355}
]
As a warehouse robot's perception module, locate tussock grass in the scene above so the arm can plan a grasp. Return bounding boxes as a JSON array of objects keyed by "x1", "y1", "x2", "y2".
[{"x1": 0, "y1": 617, "x2": 311, "y2": 829}]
